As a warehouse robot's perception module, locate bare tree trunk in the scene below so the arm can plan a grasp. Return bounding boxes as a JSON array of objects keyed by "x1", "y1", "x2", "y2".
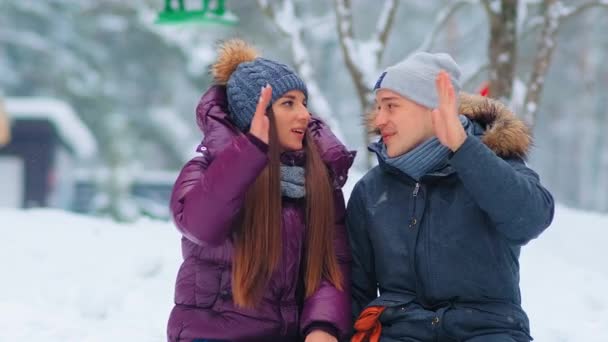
[
  {"x1": 522, "y1": 0, "x2": 558, "y2": 126},
  {"x1": 334, "y1": 0, "x2": 399, "y2": 168},
  {"x1": 334, "y1": 0, "x2": 370, "y2": 114},
  {"x1": 590, "y1": 34, "x2": 608, "y2": 211},
  {"x1": 484, "y1": 0, "x2": 518, "y2": 102},
  {"x1": 596, "y1": 96, "x2": 608, "y2": 212}
]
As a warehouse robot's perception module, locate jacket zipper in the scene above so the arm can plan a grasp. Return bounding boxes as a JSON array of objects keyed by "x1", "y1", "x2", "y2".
[{"x1": 409, "y1": 182, "x2": 420, "y2": 229}]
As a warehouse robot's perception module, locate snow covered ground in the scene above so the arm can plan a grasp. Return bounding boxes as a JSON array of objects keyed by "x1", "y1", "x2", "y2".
[
  {"x1": 520, "y1": 206, "x2": 608, "y2": 341},
  {"x1": 0, "y1": 209, "x2": 179, "y2": 342},
  {"x1": 1, "y1": 203, "x2": 607, "y2": 341}
]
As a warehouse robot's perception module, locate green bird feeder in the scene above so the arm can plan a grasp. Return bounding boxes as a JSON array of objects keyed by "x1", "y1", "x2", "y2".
[{"x1": 156, "y1": 0, "x2": 238, "y2": 26}]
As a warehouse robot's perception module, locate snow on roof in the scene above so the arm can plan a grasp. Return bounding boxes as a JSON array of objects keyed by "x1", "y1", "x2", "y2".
[{"x1": 4, "y1": 97, "x2": 97, "y2": 159}]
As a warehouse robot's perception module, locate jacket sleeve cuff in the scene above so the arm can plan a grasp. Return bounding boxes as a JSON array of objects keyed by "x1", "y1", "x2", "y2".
[
  {"x1": 303, "y1": 322, "x2": 339, "y2": 340},
  {"x1": 245, "y1": 133, "x2": 269, "y2": 153},
  {"x1": 449, "y1": 135, "x2": 485, "y2": 169}
]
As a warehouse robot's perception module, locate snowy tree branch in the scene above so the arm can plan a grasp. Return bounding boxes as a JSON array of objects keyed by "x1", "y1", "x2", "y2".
[
  {"x1": 417, "y1": 0, "x2": 479, "y2": 52},
  {"x1": 257, "y1": 0, "x2": 345, "y2": 142},
  {"x1": 481, "y1": 0, "x2": 496, "y2": 16},
  {"x1": 333, "y1": 0, "x2": 368, "y2": 109},
  {"x1": 0, "y1": 29, "x2": 100, "y2": 93},
  {"x1": 372, "y1": 0, "x2": 399, "y2": 62},
  {"x1": 560, "y1": 0, "x2": 608, "y2": 20},
  {"x1": 521, "y1": 1, "x2": 608, "y2": 40},
  {"x1": 334, "y1": 0, "x2": 375, "y2": 167},
  {"x1": 487, "y1": 0, "x2": 518, "y2": 101},
  {"x1": 520, "y1": 15, "x2": 544, "y2": 40},
  {"x1": 333, "y1": 0, "x2": 401, "y2": 107},
  {"x1": 523, "y1": 0, "x2": 559, "y2": 126},
  {"x1": 521, "y1": 0, "x2": 608, "y2": 126},
  {"x1": 334, "y1": 0, "x2": 400, "y2": 167}
]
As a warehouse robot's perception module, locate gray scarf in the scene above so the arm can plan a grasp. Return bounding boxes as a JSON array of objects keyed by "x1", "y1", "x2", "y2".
[
  {"x1": 379, "y1": 115, "x2": 474, "y2": 181},
  {"x1": 280, "y1": 165, "x2": 306, "y2": 198}
]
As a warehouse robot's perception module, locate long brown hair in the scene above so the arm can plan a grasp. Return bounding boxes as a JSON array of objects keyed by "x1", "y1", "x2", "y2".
[{"x1": 232, "y1": 112, "x2": 343, "y2": 308}]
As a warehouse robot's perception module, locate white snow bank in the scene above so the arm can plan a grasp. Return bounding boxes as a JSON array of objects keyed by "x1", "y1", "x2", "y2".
[{"x1": 1, "y1": 203, "x2": 606, "y2": 341}]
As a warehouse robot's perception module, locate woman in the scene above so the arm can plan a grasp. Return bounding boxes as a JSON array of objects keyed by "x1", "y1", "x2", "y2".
[{"x1": 167, "y1": 39, "x2": 355, "y2": 342}]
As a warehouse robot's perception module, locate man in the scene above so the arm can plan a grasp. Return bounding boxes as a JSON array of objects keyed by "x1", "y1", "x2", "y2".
[{"x1": 347, "y1": 52, "x2": 554, "y2": 342}]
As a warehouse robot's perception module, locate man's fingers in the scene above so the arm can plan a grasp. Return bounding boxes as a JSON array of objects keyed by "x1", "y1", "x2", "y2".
[
  {"x1": 439, "y1": 72, "x2": 446, "y2": 100},
  {"x1": 443, "y1": 72, "x2": 454, "y2": 100},
  {"x1": 437, "y1": 71, "x2": 457, "y2": 114},
  {"x1": 435, "y1": 73, "x2": 442, "y2": 99},
  {"x1": 442, "y1": 72, "x2": 450, "y2": 102},
  {"x1": 431, "y1": 108, "x2": 441, "y2": 128},
  {"x1": 436, "y1": 71, "x2": 447, "y2": 107}
]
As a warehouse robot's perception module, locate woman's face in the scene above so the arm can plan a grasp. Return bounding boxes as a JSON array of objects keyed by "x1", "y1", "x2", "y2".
[{"x1": 270, "y1": 90, "x2": 310, "y2": 151}]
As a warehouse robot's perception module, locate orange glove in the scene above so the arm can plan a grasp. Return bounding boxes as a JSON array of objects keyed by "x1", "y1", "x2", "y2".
[{"x1": 351, "y1": 306, "x2": 386, "y2": 342}]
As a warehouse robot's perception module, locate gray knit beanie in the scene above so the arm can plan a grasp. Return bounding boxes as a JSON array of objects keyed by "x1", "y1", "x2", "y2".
[
  {"x1": 212, "y1": 39, "x2": 307, "y2": 132},
  {"x1": 373, "y1": 52, "x2": 462, "y2": 109}
]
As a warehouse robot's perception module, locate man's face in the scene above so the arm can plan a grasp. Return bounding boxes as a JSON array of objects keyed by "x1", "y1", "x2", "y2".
[{"x1": 374, "y1": 89, "x2": 435, "y2": 157}]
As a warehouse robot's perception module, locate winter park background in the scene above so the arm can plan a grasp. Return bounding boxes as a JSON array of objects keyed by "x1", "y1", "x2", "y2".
[{"x1": 1, "y1": 1, "x2": 608, "y2": 341}]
